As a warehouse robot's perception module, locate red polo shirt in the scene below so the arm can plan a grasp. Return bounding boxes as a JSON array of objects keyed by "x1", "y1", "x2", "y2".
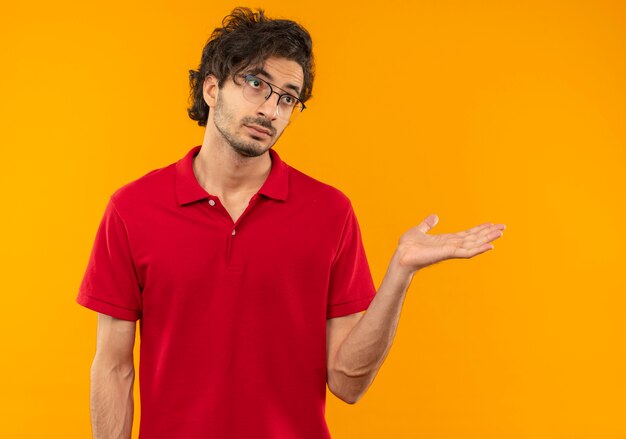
[{"x1": 77, "y1": 145, "x2": 377, "y2": 438}]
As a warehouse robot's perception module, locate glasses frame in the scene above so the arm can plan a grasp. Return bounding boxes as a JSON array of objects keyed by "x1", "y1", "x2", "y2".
[{"x1": 237, "y1": 74, "x2": 306, "y2": 121}]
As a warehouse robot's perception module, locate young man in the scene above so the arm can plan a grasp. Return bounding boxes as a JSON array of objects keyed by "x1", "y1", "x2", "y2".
[{"x1": 77, "y1": 7, "x2": 506, "y2": 439}]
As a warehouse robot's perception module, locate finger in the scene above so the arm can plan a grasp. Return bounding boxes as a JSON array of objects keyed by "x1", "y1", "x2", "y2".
[
  {"x1": 416, "y1": 214, "x2": 439, "y2": 234},
  {"x1": 456, "y1": 230, "x2": 500, "y2": 250},
  {"x1": 453, "y1": 242, "x2": 494, "y2": 258},
  {"x1": 463, "y1": 225, "x2": 505, "y2": 243},
  {"x1": 465, "y1": 229, "x2": 503, "y2": 247},
  {"x1": 475, "y1": 243, "x2": 495, "y2": 255},
  {"x1": 459, "y1": 222, "x2": 506, "y2": 238},
  {"x1": 457, "y1": 223, "x2": 493, "y2": 237}
]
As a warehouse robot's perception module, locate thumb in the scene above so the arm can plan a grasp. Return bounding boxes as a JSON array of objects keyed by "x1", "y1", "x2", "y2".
[{"x1": 416, "y1": 214, "x2": 439, "y2": 234}]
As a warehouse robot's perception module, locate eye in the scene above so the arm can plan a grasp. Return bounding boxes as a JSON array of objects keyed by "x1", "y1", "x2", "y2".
[
  {"x1": 281, "y1": 95, "x2": 296, "y2": 107},
  {"x1": 246, "y1": 76, "x2": 262, "y2": 88}
]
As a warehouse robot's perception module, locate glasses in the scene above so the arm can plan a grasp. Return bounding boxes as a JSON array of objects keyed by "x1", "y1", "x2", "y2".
[{"x1": 237, "y1": 74, "x2": 306, "y2": 122}]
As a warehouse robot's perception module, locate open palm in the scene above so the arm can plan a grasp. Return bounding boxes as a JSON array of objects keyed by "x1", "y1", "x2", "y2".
[{"x1": 396, "y1": 214, "x2": 506, "y2": 273}]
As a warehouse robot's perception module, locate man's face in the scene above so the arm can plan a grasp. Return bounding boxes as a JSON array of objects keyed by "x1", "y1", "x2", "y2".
[{"x1": 208, "y1": 56, "x2": 304, "y2": 158}]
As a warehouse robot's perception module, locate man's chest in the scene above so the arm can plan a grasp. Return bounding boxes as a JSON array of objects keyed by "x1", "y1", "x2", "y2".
[
  {"x1": 125, "y1": 199, "x2": 344, "y2": 335},
  {"x1": 128, "y1": 198, "x2": 341, "y2": 296}
]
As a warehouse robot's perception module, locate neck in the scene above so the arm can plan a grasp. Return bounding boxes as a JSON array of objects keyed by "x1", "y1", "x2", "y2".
[{"x1": 192, "y1": 125, "x2": 272, "y2": 201}]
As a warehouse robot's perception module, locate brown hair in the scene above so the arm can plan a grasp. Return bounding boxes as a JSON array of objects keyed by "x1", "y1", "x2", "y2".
[{"x1": 187, "y1": 7, "x2": 315, "y2": 126}]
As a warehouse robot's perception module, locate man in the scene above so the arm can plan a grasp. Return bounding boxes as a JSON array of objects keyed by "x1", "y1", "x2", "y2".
[{"x1": 77, "y1": 7, "x2": 506, "y2": 439}]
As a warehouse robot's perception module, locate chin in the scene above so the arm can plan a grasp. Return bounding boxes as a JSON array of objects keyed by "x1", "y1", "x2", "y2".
[{"x1": 231, "y1": 143, "x2": 270, "y2": 158}]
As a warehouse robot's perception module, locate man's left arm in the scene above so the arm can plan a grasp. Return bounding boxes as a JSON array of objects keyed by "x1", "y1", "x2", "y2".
[
  {"x1": 328, "y1": 214, "x2": 506, "y2": 404},
  {"x1": 327, "y1": 250, "x2": 413, "y2": 404}
]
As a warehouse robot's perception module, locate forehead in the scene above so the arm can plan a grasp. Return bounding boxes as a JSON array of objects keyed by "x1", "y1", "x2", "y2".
[{"x1": 246, "y1": 56, "x2": 304, "y2": 96}]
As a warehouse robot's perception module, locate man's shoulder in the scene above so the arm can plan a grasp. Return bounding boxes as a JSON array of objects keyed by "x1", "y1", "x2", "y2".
[
  {"x1": 109, "y1": 161, "x2": 177, "y2": 211},
  {"x1": 287, "y1": 165, "x2": 352, "y2": 211}
]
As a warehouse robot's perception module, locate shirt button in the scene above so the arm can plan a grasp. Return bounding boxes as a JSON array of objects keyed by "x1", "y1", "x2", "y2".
[
  {"x1": 208, "y1": 199, "x2": 216, "y2": 206},
  {"x1": 232, "y1": 229, "x2": 236, "y2": 236}
]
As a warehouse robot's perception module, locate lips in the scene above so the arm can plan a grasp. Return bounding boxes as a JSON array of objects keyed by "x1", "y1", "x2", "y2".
[{"x1": 245, "y1": 125, "x2": 271, "y2": 136}]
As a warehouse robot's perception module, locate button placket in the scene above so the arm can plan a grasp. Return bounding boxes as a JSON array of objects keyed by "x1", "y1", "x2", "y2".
[
  {"x1": 226, "y1": 226, "x2": 242, "y2": 267},
  {"x1": 224, "y1": 194, "x2": 262, "y2": 268}
]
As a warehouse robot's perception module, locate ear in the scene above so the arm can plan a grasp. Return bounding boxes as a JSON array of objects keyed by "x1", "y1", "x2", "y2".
[{"x1": 203, "y1": 74, "x2": 219, "y2": 108}]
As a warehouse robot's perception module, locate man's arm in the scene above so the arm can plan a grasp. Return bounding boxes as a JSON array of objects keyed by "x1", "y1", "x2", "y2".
[
  {"x1": 90, "y1": 313, "x2": 136, "y2": 439},
  {"x1": 327, "y1": 250, "x2": 413, "y2": 404},
  {"x1": 327, "y1": 216, "x2": 505, "y2": 404}
]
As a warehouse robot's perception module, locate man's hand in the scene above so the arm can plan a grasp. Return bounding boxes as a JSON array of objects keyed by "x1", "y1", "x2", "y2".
[{"x1": 394, "y1": 214, "x2": 506, "y2": 276}]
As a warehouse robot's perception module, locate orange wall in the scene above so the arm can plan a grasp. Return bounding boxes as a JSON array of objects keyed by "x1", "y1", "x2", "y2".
[{"x1": 1, "y1": 1, "x2": 625, "y2": 438}]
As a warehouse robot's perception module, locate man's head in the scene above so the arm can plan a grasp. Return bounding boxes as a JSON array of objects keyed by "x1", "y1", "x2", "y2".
[
  {"x1": 204, "y1": 55, "x2": 305, "y2": 157},
  {"x1": 187, "y1": 7, "x2": 315, "y2": 128}
]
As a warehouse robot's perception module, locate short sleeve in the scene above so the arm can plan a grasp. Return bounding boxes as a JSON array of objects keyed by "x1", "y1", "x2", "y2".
[
  {"x1": 76, "y1": 197, "x2": 142, "y2": 321},
  {"x1": 326, "y1": 202, "x2": 377, "y2": 319}
]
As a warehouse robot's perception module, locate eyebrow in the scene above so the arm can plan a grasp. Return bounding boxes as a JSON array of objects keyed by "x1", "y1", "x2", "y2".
[{"x1": 246, "y1": 67, "x2": 302, "y2": 97}]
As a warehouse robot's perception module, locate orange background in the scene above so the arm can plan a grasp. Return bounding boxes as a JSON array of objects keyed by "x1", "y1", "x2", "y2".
[{"x1": 1, "y1": 1, "x2": 625, "y2": 438}]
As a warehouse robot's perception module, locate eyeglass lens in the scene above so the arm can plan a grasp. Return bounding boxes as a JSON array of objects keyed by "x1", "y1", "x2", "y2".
[{"x1": 241, "y1": 75, "x2": 304, "y2": 121}]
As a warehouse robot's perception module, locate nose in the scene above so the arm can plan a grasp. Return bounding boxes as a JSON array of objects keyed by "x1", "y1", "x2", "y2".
[{"x1": 256, "y1": 90, "x2": 280, "y2": 120}]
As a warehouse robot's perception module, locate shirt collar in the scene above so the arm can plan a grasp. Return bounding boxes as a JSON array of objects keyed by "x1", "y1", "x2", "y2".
[{"x1": 175, "y1": 145, "x2": 289, "y2": 206}]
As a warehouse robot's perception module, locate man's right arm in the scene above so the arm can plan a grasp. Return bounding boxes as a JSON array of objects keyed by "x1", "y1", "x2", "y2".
[{"x1": 90, "y1": 312, "x2": 137, "y2": 439}]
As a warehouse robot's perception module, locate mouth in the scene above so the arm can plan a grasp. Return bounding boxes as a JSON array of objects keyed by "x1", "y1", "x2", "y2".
[{"x1": 245, "y1": 125, "x2": 271, "y2": 137}]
